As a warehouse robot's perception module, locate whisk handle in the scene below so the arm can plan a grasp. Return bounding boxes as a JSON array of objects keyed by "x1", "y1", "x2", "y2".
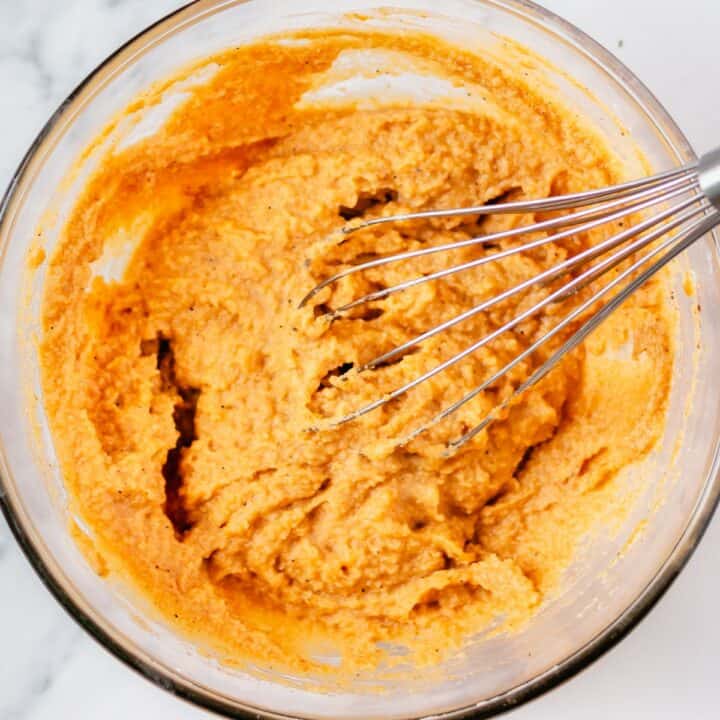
[{"x1": 699, "y1": 147, "x2": 720, "y2": 210}]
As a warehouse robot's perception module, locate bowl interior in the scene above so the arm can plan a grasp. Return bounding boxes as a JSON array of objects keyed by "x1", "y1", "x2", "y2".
[{"x1": 1, "y1": 2, "x2": 720, "y2": 719}]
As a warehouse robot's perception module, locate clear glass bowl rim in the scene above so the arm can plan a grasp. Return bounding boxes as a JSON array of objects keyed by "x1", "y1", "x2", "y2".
[{"x1": 1, "y1": 1, "x2": 719, "y2": 718}]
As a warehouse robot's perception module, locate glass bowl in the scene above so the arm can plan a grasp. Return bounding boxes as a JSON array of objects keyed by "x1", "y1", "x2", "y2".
[{"x1": 2, "y1": 1, "x2": 720, "y2": 718}]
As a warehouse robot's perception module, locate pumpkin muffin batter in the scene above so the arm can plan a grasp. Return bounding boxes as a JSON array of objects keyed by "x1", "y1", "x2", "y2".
[{"x1": 40, "y1": 29, "x2": 673, "y2": 673}]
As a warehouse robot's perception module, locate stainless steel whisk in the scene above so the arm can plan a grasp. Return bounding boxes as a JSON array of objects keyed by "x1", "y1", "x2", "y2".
[{"x1": 300, "y1": 149, "x2": 720, "y2": 452}]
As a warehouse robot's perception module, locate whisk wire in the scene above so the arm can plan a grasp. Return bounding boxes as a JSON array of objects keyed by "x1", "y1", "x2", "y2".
[
  {"x1": 361, "y1": 192, "x2": 706, "y2": 371},
  {"x1": 448, "y1": 211, "x2": 719, "y2": 450},
  {"x1": 300, "y1": 173, "x2": 699, "y2": 310},
  {"x1": 334, "y1": 199, "x2": 710, "y2": 428},
  {"x1": 342, "y1": 164, "x2": 698, "y2": 233},
  {"x1": 334, "y1": 179, "x2": 698, "y2": 315},
  {"x1": 301, "y1": 155, "x2": 720, "y2": 449}
]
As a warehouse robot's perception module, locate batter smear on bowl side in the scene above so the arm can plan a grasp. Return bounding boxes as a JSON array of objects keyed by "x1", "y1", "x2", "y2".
[{"x1": 40, "y1": 30, "x2": 673, "y2": 672}]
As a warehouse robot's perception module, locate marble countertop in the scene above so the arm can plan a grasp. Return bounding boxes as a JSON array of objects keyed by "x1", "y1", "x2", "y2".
[{"x1": 2, "y1": 1, "x2": 720, "y2": 718}]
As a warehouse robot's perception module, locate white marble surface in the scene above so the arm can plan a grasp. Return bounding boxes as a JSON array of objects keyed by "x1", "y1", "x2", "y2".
[{"x1": 2, "y1": 1, "x2": 720, "y2": 718}]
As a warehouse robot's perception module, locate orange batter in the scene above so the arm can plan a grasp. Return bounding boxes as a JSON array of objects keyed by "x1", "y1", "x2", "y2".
[{"x1": 40, "y1": 29, "x2": 673, "y2": 673}]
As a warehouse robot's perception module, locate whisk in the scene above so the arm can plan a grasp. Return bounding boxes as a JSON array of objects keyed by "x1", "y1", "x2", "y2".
[{"x1": 300, "y1": 149, "x2": 720, "y2": 452}]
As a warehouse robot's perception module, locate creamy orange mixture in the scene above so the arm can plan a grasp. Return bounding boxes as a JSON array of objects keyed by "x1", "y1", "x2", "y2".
[{"x1": 40, "y1": 30, "x2": 672, "y2": 673}]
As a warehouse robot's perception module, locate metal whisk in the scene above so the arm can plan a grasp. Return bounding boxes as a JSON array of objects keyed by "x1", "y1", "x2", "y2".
[{"x1": 300, "y1": 149, "x2": 720, "y2": 452}]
